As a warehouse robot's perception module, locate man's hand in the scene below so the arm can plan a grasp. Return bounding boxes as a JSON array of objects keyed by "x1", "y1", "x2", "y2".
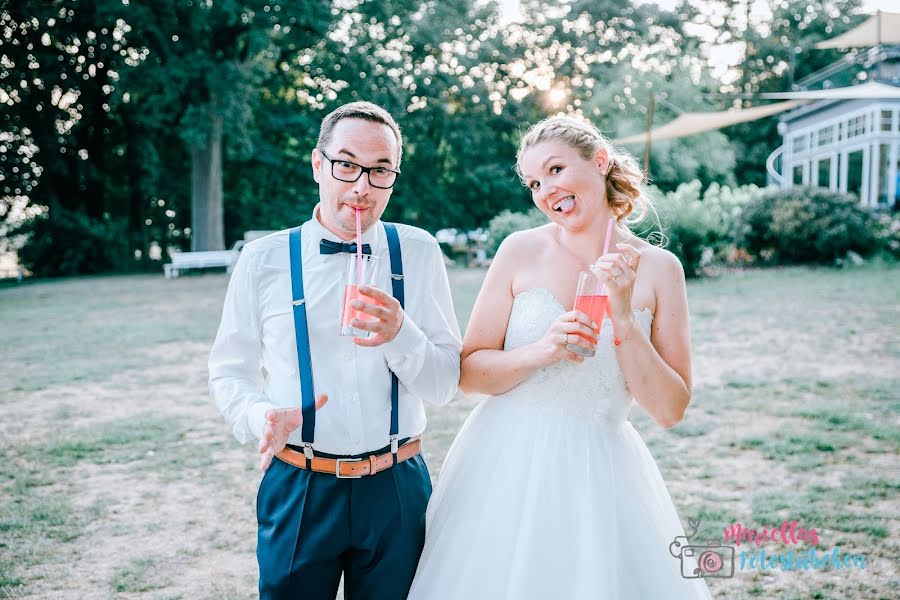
[
  {"x1": 349, "y1": 285, "x2": 405, "y2": 347},
  {"x1": 258, "y1": 394, "x2": 328, "y2": 471}
]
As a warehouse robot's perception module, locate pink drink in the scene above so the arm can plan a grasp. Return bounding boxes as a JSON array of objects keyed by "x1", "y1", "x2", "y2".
[
  {"x1": 573, "y1": 293, "x2": 607, "y2": 341},
  {"x1": 341, "y1": 284, "x2": 381, "y2": 332},
  {"x1": 341, "y1": 284, "x2": 363, "y2": 329},
  {"x1": 340, "y1": 254, "x2": 380, "y2": 337},
  {"x1": 342, "y1": 285, "x2": 371, "y2": 328}
]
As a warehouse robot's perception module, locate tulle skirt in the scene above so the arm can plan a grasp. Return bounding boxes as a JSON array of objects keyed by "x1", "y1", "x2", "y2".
[{"x1": 408, "y1": 393, "x2": 713, "y2": 599}]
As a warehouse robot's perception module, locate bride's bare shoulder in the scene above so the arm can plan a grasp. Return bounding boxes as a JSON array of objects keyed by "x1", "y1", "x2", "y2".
[
  {"x1": 493, "y1": 224, "x2": 554, "y2": 262},
  {"x1": 629, "y1": 241, "x2": 687, "y2": 302},
  {"x1": 635, "y1": 243, "x2": 684, "y2": 275}
]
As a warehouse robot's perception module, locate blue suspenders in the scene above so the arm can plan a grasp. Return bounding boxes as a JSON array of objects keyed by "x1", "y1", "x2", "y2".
[
  {"x1": 287, "y1": 222, "x2": 405, "y2": 466},
  {"x1": 384, "y1": 223, "x2": 404, "y2": 462},
  {"x1": 288, "y1": 227, "x2": 317, "y2": 462}
]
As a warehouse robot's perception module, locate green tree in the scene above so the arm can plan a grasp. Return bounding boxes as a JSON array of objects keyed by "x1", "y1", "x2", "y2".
[
  {"x1": 1, "y1": 1, "x2": 144, "y2": 273},
  {"x1": 115, "y1": 0, "x2": 332, "y2": 251},
  {"x1": 1, "y1": 2, "x2": 120, "y2": 223}
]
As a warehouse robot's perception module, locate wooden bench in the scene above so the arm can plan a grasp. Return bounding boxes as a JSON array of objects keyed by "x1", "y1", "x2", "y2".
[{"x1": 163, "y1": 243, "x2": 243, "y2": 279}]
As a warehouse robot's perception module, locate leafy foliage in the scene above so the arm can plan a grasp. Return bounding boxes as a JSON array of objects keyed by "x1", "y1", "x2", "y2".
[
  {"x1": 0, "y1": 0, "x2": 884, "y2": 277},
  {"x1": 736, "y1": 186, "x2": 882, "y2": 265},
  {"x1": 11, "y1": 209, "x2": 129, "y2": 277},
  {"x1": 486, "y1": 207, "x2": 548, "y2": 255}
]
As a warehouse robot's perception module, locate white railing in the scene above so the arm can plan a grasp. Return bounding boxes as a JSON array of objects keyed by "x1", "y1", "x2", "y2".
[{"x1": 766, "y1": 145, "x2": 786, "y2": 186}]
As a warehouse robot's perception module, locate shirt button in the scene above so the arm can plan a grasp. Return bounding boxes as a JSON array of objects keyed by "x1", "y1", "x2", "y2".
[{"x1": 344, "y1": 353, "x2": 352, "y2": 361}]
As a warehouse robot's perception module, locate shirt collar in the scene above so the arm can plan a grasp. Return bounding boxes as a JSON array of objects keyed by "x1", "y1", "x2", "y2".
[{"x1": 309, "y1": 203, "x2": 381, "y2": 249}]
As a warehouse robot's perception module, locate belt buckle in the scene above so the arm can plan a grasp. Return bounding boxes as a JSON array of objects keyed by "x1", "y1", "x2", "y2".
[{"x1": 335, "y1": 457, "x2": 363, "y2": 479}]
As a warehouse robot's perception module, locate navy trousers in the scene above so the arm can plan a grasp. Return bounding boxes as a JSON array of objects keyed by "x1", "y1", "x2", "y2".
[{"x1": 257, "y1": 445, "x2": 432, "y2": 600}]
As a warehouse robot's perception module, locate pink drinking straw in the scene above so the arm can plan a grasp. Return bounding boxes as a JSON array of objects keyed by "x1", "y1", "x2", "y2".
[
  {"x1": 355, "y1": 209, "x2": 362, "y2": 285},
  {"x1": 595, "y1": 217, "x2": 616, "y2": 295},
  {"x1": 602, "y1": 216, "x2": 615, "y2": 256}
]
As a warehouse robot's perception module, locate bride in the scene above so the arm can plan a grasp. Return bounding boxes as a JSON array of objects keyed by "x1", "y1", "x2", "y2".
[{"x1": 408, "y1": 116, "x2": 712, "y2": 599}]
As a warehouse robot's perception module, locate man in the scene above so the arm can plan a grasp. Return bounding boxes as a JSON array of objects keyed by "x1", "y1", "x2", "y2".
[{"x1": 209, "y1": 101, "x2": 462, "y2": 599}]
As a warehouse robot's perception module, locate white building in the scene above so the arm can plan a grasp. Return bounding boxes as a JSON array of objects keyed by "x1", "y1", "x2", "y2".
[
  {"x1": 610, "y1": 13, "x2": 900, "y2": 210},
  {"x1": 778, "y1": 88, "x2": 899, "y2": 207},
  {"x1": 775, "y1": 13, "x2": 900, "y2": 208}
]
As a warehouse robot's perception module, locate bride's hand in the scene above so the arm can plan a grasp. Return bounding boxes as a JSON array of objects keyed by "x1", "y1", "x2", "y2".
[
  {"x1": 592, "y1": 243, "x2": 642, "y2": 325},
  {"x1": 531, "y1": 310, "x2": 598, "y2": 367}
]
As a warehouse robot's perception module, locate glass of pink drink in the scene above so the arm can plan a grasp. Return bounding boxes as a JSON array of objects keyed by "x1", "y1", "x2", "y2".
[
  {"x1": 569, "y1": 270, "x2": 606, "y2": 356},
  {"x1": 340, "y1": 254, "x2": 380, "y2": 337}
]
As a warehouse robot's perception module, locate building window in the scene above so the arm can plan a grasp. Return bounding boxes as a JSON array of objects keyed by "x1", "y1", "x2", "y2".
[
  {"x1": 792, "y1": 164, "x2": 804, "y2": 185},
  {"x1": 895, "y1": 151, "x2": 900, "y2": 207},
  {"x1": 877, "y1": 144, "x2": 890, "y2": 205},
  {"x1": 881, "y1": 110, "x2": 893, "y2": 132},
  {"x1": 847, "y1": 150, "x2": 864, "y2": 199},
  {"x1": 816, "y1": 157, "x2": 832, "y2": 188},
  {"x1": 792, "y1": 134, "x2": 808, "y2": 153},
  {"x1": 846, "y1": 115, "x2": 866, "y2": 139},
  {"x1": 817, "y1": 125, "x2": 834, "y2": 147}
]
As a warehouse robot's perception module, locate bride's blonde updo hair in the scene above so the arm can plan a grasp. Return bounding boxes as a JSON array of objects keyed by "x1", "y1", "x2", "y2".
[{"x1": 516, "y1": 115, "x2": 653, "y2": 227}]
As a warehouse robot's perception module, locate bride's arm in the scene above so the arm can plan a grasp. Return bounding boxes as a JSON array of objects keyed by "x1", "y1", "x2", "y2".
[
  {"x1": 459, "y1": 233, "x2": 595, "y2": 396},
  {"x1": 612, "y1": 249, "x2": 692, "y2": 428}
]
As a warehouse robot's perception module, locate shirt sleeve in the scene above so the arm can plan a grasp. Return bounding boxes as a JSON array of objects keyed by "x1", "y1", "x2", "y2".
[
  {"x1": 208, "y1": 249, "x2": 277, "y2": 443},
  {"x1": 381, "y1": 239, "x2": 463, "y2": 406}
]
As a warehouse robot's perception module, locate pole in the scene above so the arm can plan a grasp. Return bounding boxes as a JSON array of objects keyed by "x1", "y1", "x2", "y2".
[
  {"x1": 644, "y1": 93, "x2": 655, "y2": 180},
  {"x1": 877, "y1": 11, "x2": 882, "y2": 47}
]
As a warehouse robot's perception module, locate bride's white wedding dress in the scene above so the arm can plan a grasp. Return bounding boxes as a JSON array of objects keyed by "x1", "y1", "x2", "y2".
[{"x1": 409, "y1": 288, "x2": 713, "y2": 599}]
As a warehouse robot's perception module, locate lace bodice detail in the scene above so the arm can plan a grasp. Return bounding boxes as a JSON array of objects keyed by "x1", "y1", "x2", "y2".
[{"x1": 500, "y1": 288, "x2": 654, "y2": 424}]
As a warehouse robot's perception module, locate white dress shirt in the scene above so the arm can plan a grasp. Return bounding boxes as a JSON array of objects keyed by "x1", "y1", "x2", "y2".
[{"x1": 208, "y1": 205, "x2": 462, "y2": 456}]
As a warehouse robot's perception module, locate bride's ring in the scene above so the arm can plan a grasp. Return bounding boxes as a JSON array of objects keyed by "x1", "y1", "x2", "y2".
[
  {"x1": 562, "y1": 332, "x2": 569, "y2": 346},
  {"x1": 615, "y1": 268, "x2": 624, "y2": 279}
]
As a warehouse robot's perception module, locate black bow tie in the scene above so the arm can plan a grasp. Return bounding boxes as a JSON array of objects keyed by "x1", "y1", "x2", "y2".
[{"x1": 319, "y1": 239, "x2": 372, "y2": 255}]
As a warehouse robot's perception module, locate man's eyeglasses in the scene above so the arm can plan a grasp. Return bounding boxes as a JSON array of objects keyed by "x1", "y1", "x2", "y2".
[{"x1": 319, "y1": 150, "x2": 400, "y2": 189}]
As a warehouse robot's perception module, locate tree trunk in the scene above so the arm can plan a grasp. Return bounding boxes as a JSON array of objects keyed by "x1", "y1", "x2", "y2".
[
  {"x1": 190, "y1": 112, "x2": 225, "y2": 251},
  {"x1": 120, "y1": 108, "x2": 146, "y2": 259}
]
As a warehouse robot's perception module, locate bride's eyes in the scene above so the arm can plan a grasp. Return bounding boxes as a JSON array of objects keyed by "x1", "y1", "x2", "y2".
[{"x1": 527, "y1": 165, "x2": 562, "y2": 191}]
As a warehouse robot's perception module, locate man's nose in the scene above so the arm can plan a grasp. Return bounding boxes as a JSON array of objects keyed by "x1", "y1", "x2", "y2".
[{"x1": 352, "y1": 172, "x2": 371, "y2": 196}]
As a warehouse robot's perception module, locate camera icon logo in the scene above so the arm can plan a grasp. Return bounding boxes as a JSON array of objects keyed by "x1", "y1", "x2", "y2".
[{"x1": 669, "y1": 519, "x2": 736, "y2": 579}]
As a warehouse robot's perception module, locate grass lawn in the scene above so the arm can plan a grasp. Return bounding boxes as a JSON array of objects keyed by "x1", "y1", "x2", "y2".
[{"x1": 0, "y1": 264, "x2": 897, "y2": 599}]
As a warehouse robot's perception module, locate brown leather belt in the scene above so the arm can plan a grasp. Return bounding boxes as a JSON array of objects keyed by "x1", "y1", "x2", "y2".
[{"x1": 275, "y1": 439, "x2": 421, "y2": 478}]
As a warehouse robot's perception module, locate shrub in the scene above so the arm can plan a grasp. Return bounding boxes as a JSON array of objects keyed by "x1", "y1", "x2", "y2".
[
  {"x1": 12, "y1": 209, "x2": 129, "y2": 277},
  {"x1": 735, "y1": 187, "x2": 881, "y2": 265},
  {"x1": 872, "y1": 210, "x2": 900, "y2": 260},
  {"x1": 486, "y1": 207, "x2": 547, "y2": 255},
  {"x1": 634, "y1": 181, "x2": 757, "y2": 277}
]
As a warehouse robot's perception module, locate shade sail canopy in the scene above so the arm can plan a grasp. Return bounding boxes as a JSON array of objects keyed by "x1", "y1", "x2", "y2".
[
  {"x1": 757, "y1": 81, "x2": 900, "y2": 100},
  {"x1": 815, "y1": 12, "x2": 900, "y2": 49},
  {"x1": 613, "y1": 100, "x2": 803, "y2": 145},
  {"x1": 614, "y1": 82, "x2": 900, "y2": 145}
]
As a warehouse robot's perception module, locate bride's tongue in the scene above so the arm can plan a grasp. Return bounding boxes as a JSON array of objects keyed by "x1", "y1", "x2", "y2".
[{"x1": 555, "y1": 196, "x2": 576, "y2": 214}]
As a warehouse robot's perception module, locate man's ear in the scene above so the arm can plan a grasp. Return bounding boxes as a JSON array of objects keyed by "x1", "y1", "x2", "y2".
[{"x1": 312, "y1": 148, "x2": 321, "y2": 183}]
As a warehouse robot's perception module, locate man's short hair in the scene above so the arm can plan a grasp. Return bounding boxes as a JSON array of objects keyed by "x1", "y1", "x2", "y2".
[{"x1": 317, "y1": 101, "x2": 403, "y2": 167}]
